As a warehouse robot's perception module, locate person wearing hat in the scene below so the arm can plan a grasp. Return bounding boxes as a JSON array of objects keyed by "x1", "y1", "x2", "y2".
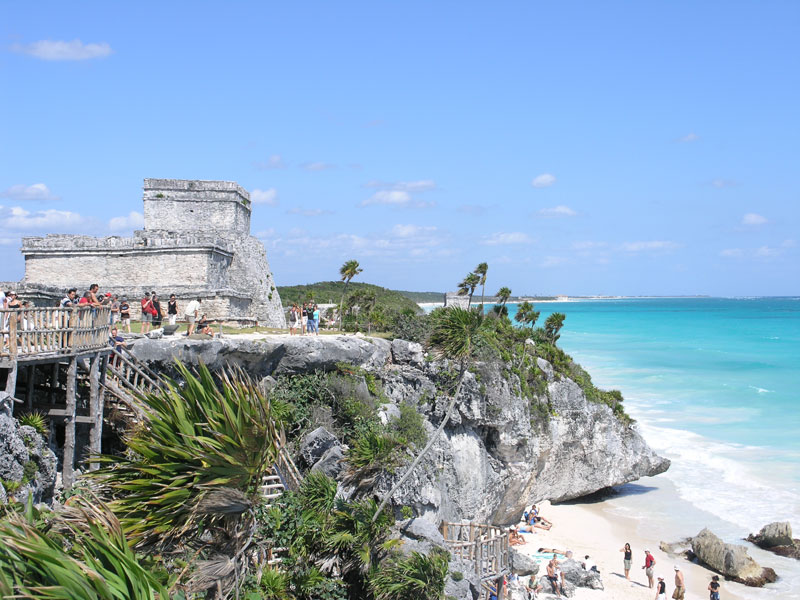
[
  {"x1": 708, "y1": 574, "x2": 721, "y2": 600},
  {"x1": 643, "y1": 549, "x2": 656, "y2": 588},
  {"x1": 673, "y1": 565, "x2": 685, "y2": 600},
  {"x1": 655, "y1": 576, "x2": 667, "y2": 600}
]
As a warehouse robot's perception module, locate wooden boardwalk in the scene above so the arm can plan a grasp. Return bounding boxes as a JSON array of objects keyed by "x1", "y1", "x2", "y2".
[{"x1": 441, "y1": 520, "x2": 510, "y2": 598}]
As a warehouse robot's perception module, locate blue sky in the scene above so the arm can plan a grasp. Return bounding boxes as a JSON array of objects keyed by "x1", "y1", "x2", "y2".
[{"x1": 1, "y1": 1, "x2": 798, "y2": 296}]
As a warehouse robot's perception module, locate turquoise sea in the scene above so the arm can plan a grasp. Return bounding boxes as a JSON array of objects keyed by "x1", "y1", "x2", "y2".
[{"x1": 433, "y1": 298, "x2": 800, "y2": 596}]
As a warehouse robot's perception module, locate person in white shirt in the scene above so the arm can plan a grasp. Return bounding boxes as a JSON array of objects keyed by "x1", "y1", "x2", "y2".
[{"x1": 184, "y1": 298, "x2": 202, "y2": 335}]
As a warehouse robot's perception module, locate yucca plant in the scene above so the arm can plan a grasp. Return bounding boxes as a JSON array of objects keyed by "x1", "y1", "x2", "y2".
[
  {"x1": 0, "y1": 496, "x2": 168, "y2": 600},
  {"x1": 370, "y1": 549, "x2": 450, "y2": 600},
  {"x1": 91, "y1": 362, "x2": 280, "y2": 550},
  {"x1": 18, "y1": 410, "x2": 48, "y2": 435}
]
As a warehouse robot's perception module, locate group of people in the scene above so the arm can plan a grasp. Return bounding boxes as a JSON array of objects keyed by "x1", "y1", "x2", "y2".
[
  {"x1": 288, "y1": 302, "x2": 322, "y2": 335},
  {"x1": 620, "y1": 543, "x2": 721, "y2": 600}
]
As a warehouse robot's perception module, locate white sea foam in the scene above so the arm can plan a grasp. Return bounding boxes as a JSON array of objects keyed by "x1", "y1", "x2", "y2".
[{"x1": 750, "y1": 385, "x2": 774, "y2": 394}]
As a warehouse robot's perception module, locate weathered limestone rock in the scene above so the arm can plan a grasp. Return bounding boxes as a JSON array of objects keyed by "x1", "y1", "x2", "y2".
[
  {"x1": 537, "y1": 574, "x2": 576, "y2": 598},
  {"x1": 310, "y1": 446, "x2": 345, "y2": 480},
  {"x1": 132, "y1": 334, "x2": 669, "y2": 526},
  {"x1": 747, "y1": 522, "x2": 800, "y2": 560},
  {"x1": 299, "y1": 427, "x2": 340, "y2": 468},
  {"x1": 510, "y1": 548, "x2": 540, "y2": 576},
  {"x1": 536, "y1": 357, "x2": 555, "y2": 381},
  {"x1": 559, "y1": 558, "x2": 603, "y2": 590},
  {"x1": 691, "y1": 528, "x2": 778, "y2": 586},
  {"x1": 0, "y1": 415, "x2": 57, "y2": 504},
  {"x1": 391, "y1": 339, "x2": 425, "y2": 368}
]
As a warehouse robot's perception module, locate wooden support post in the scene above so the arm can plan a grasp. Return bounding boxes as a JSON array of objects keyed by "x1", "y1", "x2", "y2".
[
  {"x1": 88, "y1": 352, "x2": 104, "y2": 469},
  {"x1": 50, "y1": 362, "x2": 59, "y2": 405},
  {"x1": 26, "y1": 365, "x2": 34, "y2": 411},
  {"x1": 4, "y1": 362, "x2": 18, "y2": 396},
  {"x1": 63, "y1": 356, "x2": 77, "y2": 490}
]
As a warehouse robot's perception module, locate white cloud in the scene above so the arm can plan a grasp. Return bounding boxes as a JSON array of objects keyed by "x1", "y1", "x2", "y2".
[
  {"x1": 255, "y1": 228, "x2": 275, "y2": 239},
  {"x1": 711, "y1": 179, "x2": 737, "y2": 189},
  {"x1": 301, "y1": 161, "x2": 335, "y2": 171},
  {"x1": 364, "y1": 180, "x2": 437, "y2": 192},
  {"x1": 540, "y1": 256, "x2": 569, "y2": 268},
  {"x1": 12, "y1": 39, "x2": 112, "y2": 61},
  {"x1": 0, "y1": 183, "x2": 59, "y2": 202},
  {"x1": 390, "y1": 224, "x2": 437, "y2": 238},
  {"x1": 251, "y1": 188, "x2": 278, "y2": 205},
  {"x1": 755, "y1": 246, "x2": 779, "y2": 258},
  {"x1": 742, "y1": 213, "x2": 767, "y2": 226},
  {"x1": 481, "y1": 232, "x2": 534, "y2": 246},
  {"x1": 108, "y1": 211, "x2": 144, "y2": 231},
  {"x1": 678, "y1": 132, "x2": 699, "y2": 143},
  {"x1": 531, "y1": 173, "x2": 556, "y2": 188},
  {"x1": 1, "y1": 205, "x2": 89, "y2": 230},
  {"x1": 720, "y1": 248, "x2": 744, "y2": 258},
  {"x1": 254, "y1": 154, "x2": 287, "y2": 170},
  {"x1": 286, "y1": 207, "x2": 333, "y2": 216},
  {"x1": 572, "y1": 240, "x2": 607, "y2": 251},
  {"x1": 781, "y1": 239, "x2": 797, "y2": 248},
  {"x1": 538, "y1": 205, "x2": 577, "y2": 217},
  {"x1": 621, "y1": 240, "x2": 679, "y2": 252}
]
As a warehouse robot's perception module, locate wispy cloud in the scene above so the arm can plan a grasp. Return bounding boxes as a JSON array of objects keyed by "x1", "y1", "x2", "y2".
[
  {"x1": 538, "y1": 205, "x2": 577, "y2": 217},
  {"x1": 108, "y1": 211, "x2": 144, "y2": 231},
  {"x1": 251, "y1": 188, "x2": 278, "y2": 205},
  {"x1": 390, "y1": 224, "x2": 437, "y2": 238},
  {"x1": 721, "y1": 245, "x2": 787, "y2": 259},
  {"x1": 572, "y1": 241, "x2": 607, "y2": 251},
  {"x1": 481, "y1": 232, "x2": 534, "y2": 246},
  {"x1": 710, "y1": 178, "x2": 737, "y2": 189},
  {"x1": 742, "y1": 213, "x2": 767, "y2": 226},
  {"x1": 286, "y1": 207, "x2": 333, "y2": 217},
  {"x1": 361, "y1": 190, "x2": 434, "y2": 208},
  {"x1": 364, "y1": 180, "x2": 437, "y2": 193},
  {"x1": 678, "y1": 132, "x2": 699, "y2": 143},
  {"x1": 301, "y1": 161, "x2": 336, "y2": 172},
  {"x1": 621, "y1": 240, "x2": 680, "y2": 252},
  {"x1": 12, "y1": 39, "x2": 112, "y2": 61},
  {"x1": 540, "y1": 256, "x2": 569, "y2": 268},
  {"x1": 253, "y1": 154, "x2": 287, "y2": 170},
  {"x1": 531, "y1": 173, "x2": 556, "y2": 188},
  {"x1": 719, "y1": 248, "x2": 744, "y2": 258},
  {"x1": 0, "y1": 205, "x2": 90, "y2": 231},
  {"x1": 0, "y1": 183, "x2": 59, "y2": 202},
  {"x1": 457, "y1": 204, "x2": 488, "y2": 215}
]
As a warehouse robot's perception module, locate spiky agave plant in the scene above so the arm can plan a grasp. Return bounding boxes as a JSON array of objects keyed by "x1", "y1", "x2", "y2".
[
  {"x1": 370, "y1": 548, "x2": 450, "y2": 600},
  {"x1": 18, "y1": 410, "x2": 48, "y2": 435},
  {"x1": 0, "y1": 496, "x2": 168, "y2": 600}
]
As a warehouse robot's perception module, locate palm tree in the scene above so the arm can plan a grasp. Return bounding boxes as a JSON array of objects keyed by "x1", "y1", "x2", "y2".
[
  {"x1": 457, "y1": 272, "x2": 481, "y2": 308},
  {"x1": 373, "y1": 307, "x2": 490, "y2": 521},
  {"x1": 474, "y1": 262, "x2": 488, "y2": 311},
  {"x1": 544, "y1": 312, "x2": 566, "y2": 345},
  {"x1": 514, "y1": 301, "x2": 540, "y2": 363},
  {"x1": 339, "y1": 259, "x2": 363, "y2": 330},
  {"x1": 495, "y1": 286, "x2": 512, "y2": 317}
]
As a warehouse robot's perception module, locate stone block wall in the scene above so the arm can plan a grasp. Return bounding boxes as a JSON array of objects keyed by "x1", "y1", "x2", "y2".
[
  {"x1": 143, "y1": 179, "x2": 251, "y2": 234},
  {"x1": 444, "y1": 292, "x2": 470, "y2": 308}
]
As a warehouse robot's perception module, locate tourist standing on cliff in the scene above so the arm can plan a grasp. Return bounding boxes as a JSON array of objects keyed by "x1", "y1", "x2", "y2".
[
  {"x1": 167, "y1": 294, "x2": 178, "y2": 325},
  {"x1": 643, "y1": 549, "x2": 656, "y2": 588},
  {"x1": 60, "y1": 289, "x2": 77, "y2": 308},
  {"x1": 620, "y1": 542, "x2": 633, "y2": 580},
  {"x1": 141, "y1": 292, "x2": 154, "y2": 334},
  {"x1": 184, "y1": 297, "x2": 201, "y2": 335},
  {"x1": 673, "y1": 566, "x2": 685, "y2": 599},
  {"x1": 708, "y1": 575, "x2": 720, "y2": 600},
  {"x1": 120, "y1": 298, "x2": 131, "y2": 333},
  {"x1": 289, "y1": 304, "x2": 301, "y2": 335}
]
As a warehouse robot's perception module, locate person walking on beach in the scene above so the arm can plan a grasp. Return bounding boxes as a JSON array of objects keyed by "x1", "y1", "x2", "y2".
[
  {"x1": 708, "y1": 575, "x2": 720, "y2": 600},
  {"x1": 620, "y1": 542, "x2": 633, "y2": 580},
  {"x1": 655, "y1": 576, "x2": 667, "y2": 600},
  {"x1": 643, "y1": 549, "x2": 656, "y2": 588},
  {"x1": 167, "y1": 294, "x2": 178, "y2": 325},
  {"x1": 672, "y1": 565, "x2": 685, "y2": 600}
]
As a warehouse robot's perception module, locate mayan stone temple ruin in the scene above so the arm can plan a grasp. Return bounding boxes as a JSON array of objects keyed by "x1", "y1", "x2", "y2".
[{"x1": 18, "y1": 178, "x2": 286, "y2": 327}]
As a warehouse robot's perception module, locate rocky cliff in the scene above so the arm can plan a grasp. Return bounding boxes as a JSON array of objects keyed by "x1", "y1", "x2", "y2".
[{"x1": 130, "y1": 334, "x2": 669, "y2": 524}]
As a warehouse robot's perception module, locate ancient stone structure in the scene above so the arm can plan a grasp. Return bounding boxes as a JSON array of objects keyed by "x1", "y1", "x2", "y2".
[{"x1": 18, "y1": 179, "x2": 285, "y2": 326}]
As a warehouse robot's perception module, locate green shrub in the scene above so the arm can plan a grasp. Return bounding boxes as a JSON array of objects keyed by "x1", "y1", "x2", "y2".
[
  {"x1": 389, "y1": 403, "x2": 427, "y2": 448},
  {"x1": 450, "y1": 571, "x2": 463, "y2": 582},
  {"x1": 370, "y1": 548, "x2": 450, "y2": 600},
  {"x1": 18, "y1": 411, "x2": 48, "y2": 436},
  {"x1": 347, "y1": 431, "x2": 401, "y2": 471}
]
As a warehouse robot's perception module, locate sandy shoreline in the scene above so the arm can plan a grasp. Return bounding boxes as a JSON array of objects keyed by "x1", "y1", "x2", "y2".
[{"x1": 515, "y1": 500, "x2": 750, "y2": 600}]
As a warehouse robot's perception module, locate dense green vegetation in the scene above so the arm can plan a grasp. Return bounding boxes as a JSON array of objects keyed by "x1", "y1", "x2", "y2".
[
  {"x1": 278, "y1": 281, "x2": 422, "y2": 314},
  {"x1": 395, "y1": 290, "x2": 444, "y2": 303}
]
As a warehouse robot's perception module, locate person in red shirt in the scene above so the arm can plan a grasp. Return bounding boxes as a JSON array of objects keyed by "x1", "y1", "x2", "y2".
[
  {"x1": 141, "y1": 292, "x2": 155, "y2": 334},
  {"x1": 643, "y1": 549, "x2": 656, "y2": 588}
]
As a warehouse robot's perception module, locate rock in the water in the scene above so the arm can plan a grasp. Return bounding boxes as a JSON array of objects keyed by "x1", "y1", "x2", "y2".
[
  {"x1": 747, "y1": 522, "x2": 800, "y2": 560},
  {"x1": 660, "y1": 538, "x2": 693, "y2": 558},
  {"x1": 310, "y1": 445, "x2": 345, "y2": 479},
  {"x1": 510, "y1": 548, "x2": 540, "y2": 576},
  {"x1": 559, "y1": 558, "x2": 603, "y2": 590},
  {"x1": 299, "y1": 427, "x2": 340, "y2": 468},
  {"x1": 692, "y1": 528, "x2": 778, "y2": 587}
]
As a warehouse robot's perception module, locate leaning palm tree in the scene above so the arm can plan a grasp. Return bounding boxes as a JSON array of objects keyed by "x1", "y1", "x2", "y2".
[
  {"x1": 495, "y1": 286, "x2": 512, "y2": 316},
  {"x1": 514, "y1": 301, "x2": 540, "y2": 362},
  {"x1": 457, "y1": 272, "x2": 481, "y2": 308},
  {"x1": 474, "y1": 262, "x2": 488, "y2": 310},
  {"x1": 339, "y1": 259, "x2": 363, "y2": 330},
  {"x1": 373, "y1": 307, "x2": 490, "y2": 521}
]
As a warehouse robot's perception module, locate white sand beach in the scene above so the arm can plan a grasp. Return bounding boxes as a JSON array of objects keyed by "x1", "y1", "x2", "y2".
[{"x1": 514, "y1": 501, "x2": 750, "y2": 600}]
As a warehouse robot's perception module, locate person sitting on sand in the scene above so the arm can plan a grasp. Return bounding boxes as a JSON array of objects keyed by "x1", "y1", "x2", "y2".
[
  {"x1": 708, "y1": 575, "x2": 720, "y2": 600},
  {"x1": 525, "y1": 575, "x2": 543, "y2": 599},
  {"x1": 582, "y1": 554, "x2": 599, "y2": 573},
  {"x1": 508, "y1": 526, "x2": 526, "y2": 546},
  {"x1": 529, "y1": 505, "x2": 552, "y2": 529}
]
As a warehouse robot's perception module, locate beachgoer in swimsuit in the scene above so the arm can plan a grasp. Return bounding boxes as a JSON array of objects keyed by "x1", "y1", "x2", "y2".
[{"x1": 620, "y1": 542, "x2": 632, "y2": 580}]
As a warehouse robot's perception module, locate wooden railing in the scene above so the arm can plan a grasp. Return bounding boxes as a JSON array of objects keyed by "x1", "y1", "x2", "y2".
[
  {"x1": 440, "y1": 521, "x2": 510, "y2": 580},
  {"x1": 0, "y1": 307, "x2": 112, "y2": 361}
]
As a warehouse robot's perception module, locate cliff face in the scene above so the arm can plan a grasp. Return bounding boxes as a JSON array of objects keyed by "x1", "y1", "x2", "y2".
[{"x1": 130, "y1": 335, "x2": 669, "y2": 524}]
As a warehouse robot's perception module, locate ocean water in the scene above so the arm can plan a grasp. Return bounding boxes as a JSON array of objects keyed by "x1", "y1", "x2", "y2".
[{"x1": 454, "y1": 298, "x2": 800, "y2": 596}]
